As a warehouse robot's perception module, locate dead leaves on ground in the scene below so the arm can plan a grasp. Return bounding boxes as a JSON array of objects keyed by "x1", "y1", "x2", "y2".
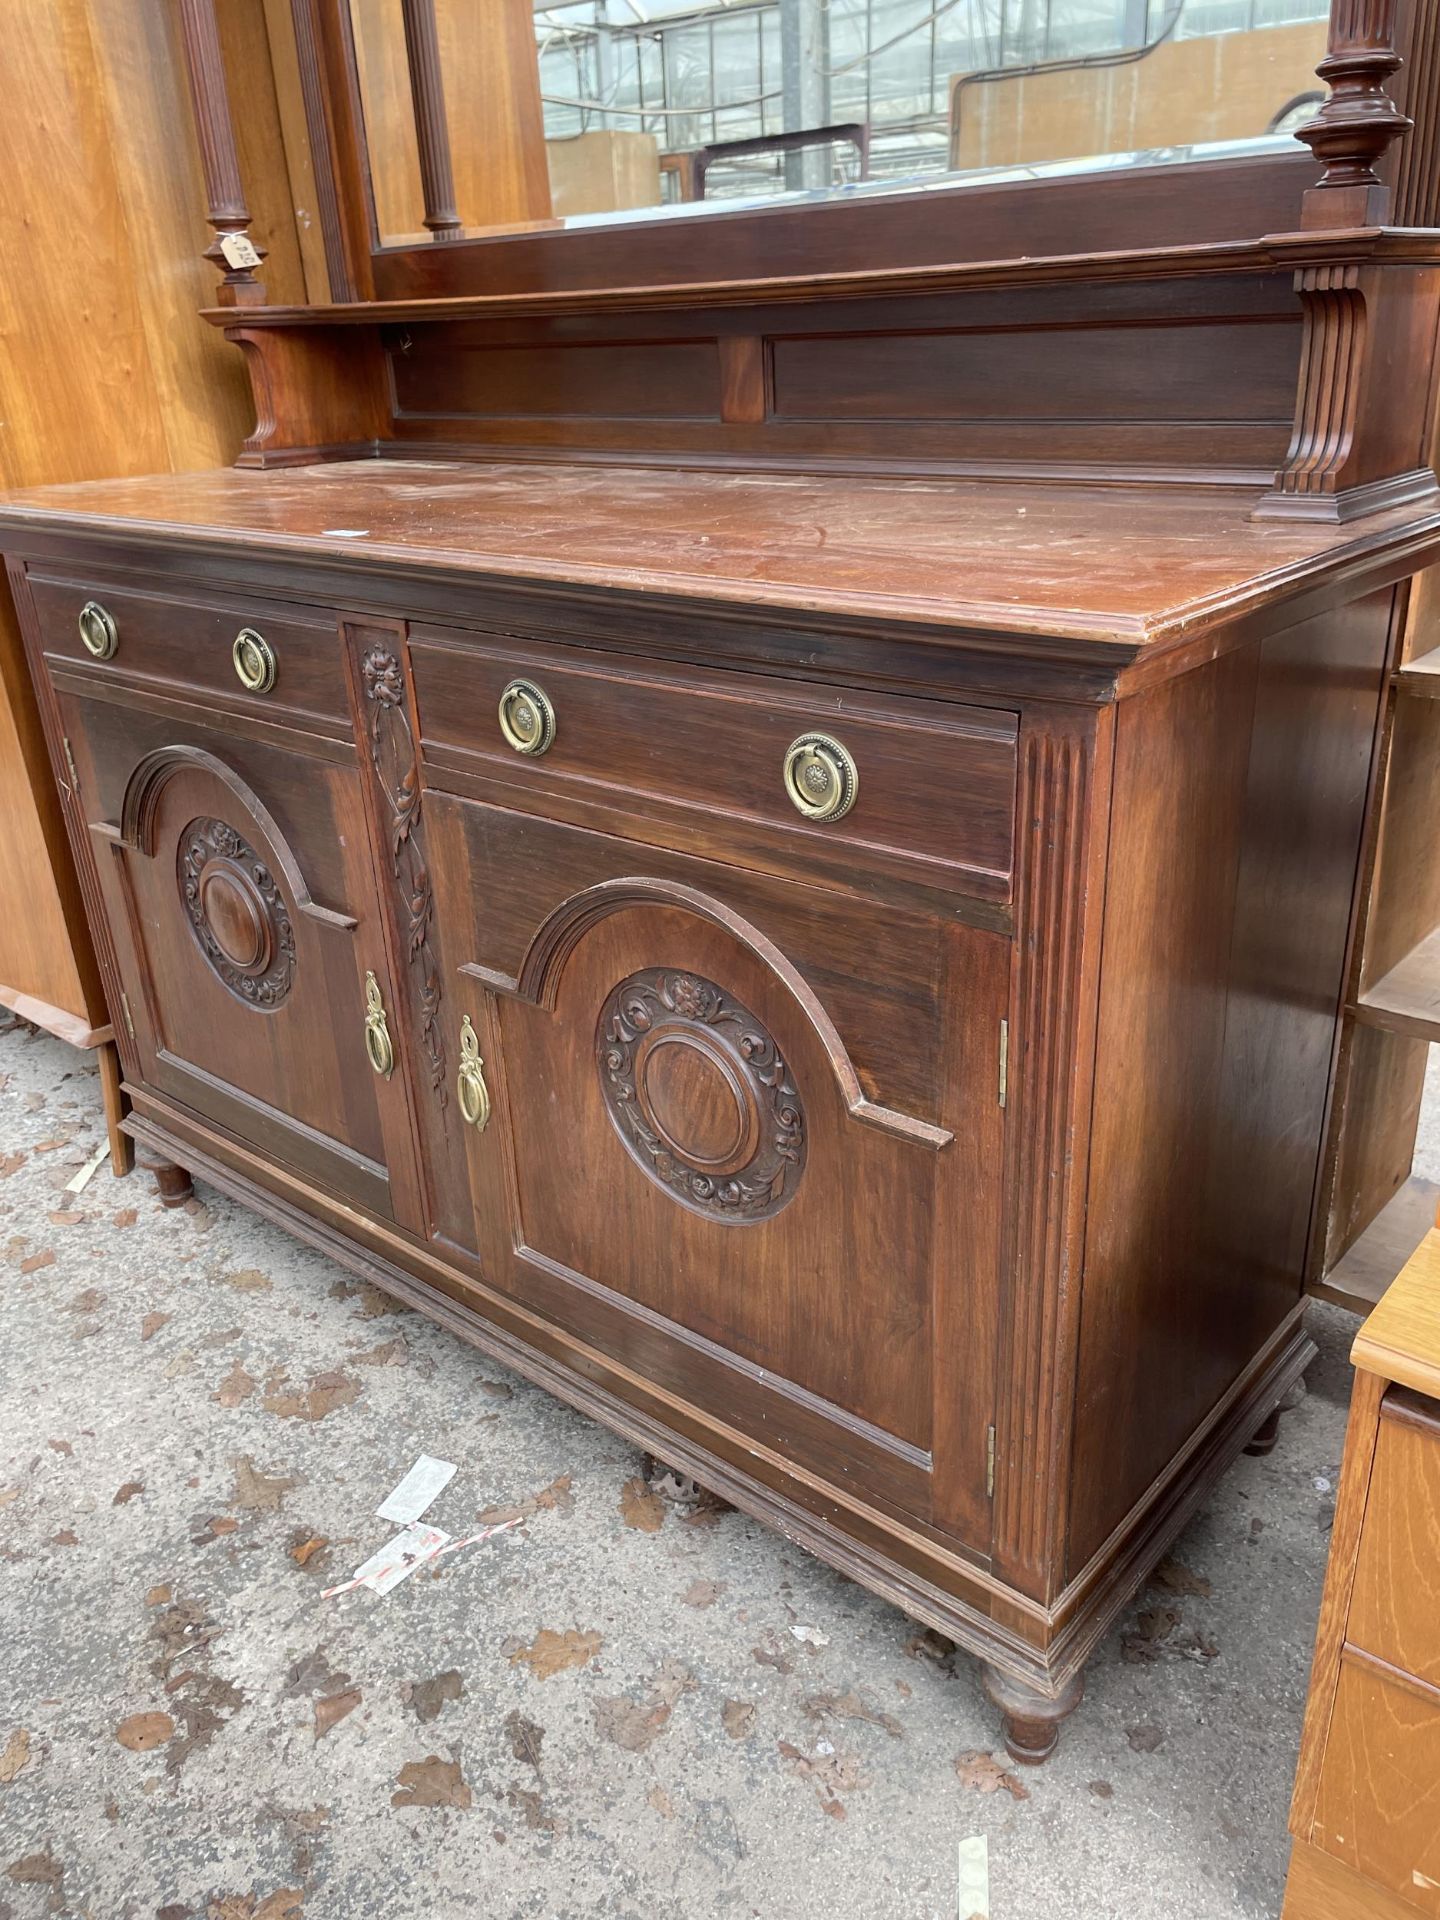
[
  {"x1": 289, "y1": 1535, "x2": 329, "y2": 1569},
  {"x1": 141, "y1": 1311, "x2": 170, "y2": 1341},
  {"x1": 314, "y1": 1689, "x2": 362, "y2": 1739},
  {"x1": 721, "y1": 1699, "x2": 755, "y2": 1740},
  {"x1": 477, "y1": 1474, "x2": 573, "y2": 1529},
  {"x1": 618, "y1": 1476, "x2": 665, "y2": 1533},
  {"x1": 233, "y1": 1456, "x2": 297, "y2": 1513},
  {"x1": 779, "y1": 1739, "x2": 869, "y2": 1818},
  {"x1": 593, "y1": 1661, "x2": 695, "y2": 1753},
  {"x1": 116, "y1": 1711, "x2": 174, "y2": 1752},
  {"x1": 509, "y1": 1627, "x2": 602, "y2": 1680},
  {"x1": 207, "y1": 1893, "x2": 303, "y2": 1920},
  {"x1": 20, "y1": 1249, "x2": 55, "y2": 1275},
  {"x1": 407, "y1": 1670, "x2": 463, "y2": 1724},
  {"x1": 112, "y1": 1480, "x2": 144, "y2": 1505},
  {"x1": 802, "y1": 1689, "x2": 903, "y2": 1740},
  {"x1": 682, "y1": 1578, "x2": 726, "y2": 1609},
  {"x1": 504, "y1": 1709, "x2": 544, "y2": 1771},
  {"x1": 0, "y1": 1728, "x2": 31, "y2": 1782},
  {"x1": 262, "y1": 1371, "x2": 360, "y2": 1423},
  {"x1": 954, "y1": 1749, "x2": 1030, "y2": 1801},
  {"x1": 392, "y1": 1755, "x2": 471, "y2": 1810},
  {"x1": 215, "y1": 1361, "x2": 257, "y2": 1408},
  {"x1": 1148, "y1": 1555, "x2": 1212, "y2": 1598}
]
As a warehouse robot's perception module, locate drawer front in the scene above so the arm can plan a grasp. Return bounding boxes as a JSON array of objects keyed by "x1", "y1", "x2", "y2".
[
  {"x1": 1349, "y1": 1393, "x2": 1440, "y2": 1690},
  {"x1": 409, "y1": 628, "x2": 1017, "y2": 908},
  {"x1": 26, "y1": 569, "x2": 349, "y2": 734},
  {"x1": 1310, "y1": 1655, "x2": 1440, "y2": 1913}
]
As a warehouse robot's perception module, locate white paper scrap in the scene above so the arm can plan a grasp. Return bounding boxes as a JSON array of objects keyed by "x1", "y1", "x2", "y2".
[
  {"x1": 65, "y1": 1139, "x2": 111, "y2": 1194},
  {"x1": 957, "y1": 1835, "x2": 989, "y2": 1920},
  {"x1": 377, "y1": 1454, "x2": 457, "y2": 1524},
  {"x1": 322, "y1": 1523, "x2": 450, "y2": 1599}
]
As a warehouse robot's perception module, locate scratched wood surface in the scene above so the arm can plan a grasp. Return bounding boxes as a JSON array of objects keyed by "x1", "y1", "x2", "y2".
[{"x1": 3, "y1": 461, "x2": 1440, "y2": 653}]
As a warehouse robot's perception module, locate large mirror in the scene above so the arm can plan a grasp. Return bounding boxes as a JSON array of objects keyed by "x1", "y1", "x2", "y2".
[{"x1": 350, "y1": 0, "x2": 1331, "y2": 245}]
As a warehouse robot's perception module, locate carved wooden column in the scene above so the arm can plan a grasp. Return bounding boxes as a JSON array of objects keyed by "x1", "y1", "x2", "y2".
[
  {"x1": 176, "y1": 0, "x2": 268, "y2": 304},
  {"x1": 1296, "y1": 0, "x2": 1411, "y2": 229},
  {"x1": 400, "y1": 0, "x2": 463, "y2": 239}
]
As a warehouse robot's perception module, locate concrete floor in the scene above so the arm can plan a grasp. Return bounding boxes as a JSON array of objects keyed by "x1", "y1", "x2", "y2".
[{"x1": 0, "y1": 1022, "x2": 1430, "y2": 1920}]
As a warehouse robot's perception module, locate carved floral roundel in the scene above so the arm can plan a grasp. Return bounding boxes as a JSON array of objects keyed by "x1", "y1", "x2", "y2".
[
  {"x1": 177, "y1": 817, "x2": 296, "y2": 1008},
  {"x1": 596, "y1": 968, "x2": 805, "y2": 1222}
]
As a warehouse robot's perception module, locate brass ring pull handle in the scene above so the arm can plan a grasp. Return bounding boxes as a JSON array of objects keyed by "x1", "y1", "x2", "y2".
[
  {"x1": 783, "y1": 732, "x2": 859, "y2": 823},
  {"x1": 233, "y1": 627, "x2": 277, "y2": 694},
  {"x1": 497, "y1": 678, "x2": 556, "y2": 757},
  {"x1": 457, "y1": 1014, "x2": 491, "y2": 1130},
  {"x1": 364, "y1": 971, "x2": 394, "y2": 1079},
  {"x1": 78, "y1": 601, "x2": 119, "y2": 660}
]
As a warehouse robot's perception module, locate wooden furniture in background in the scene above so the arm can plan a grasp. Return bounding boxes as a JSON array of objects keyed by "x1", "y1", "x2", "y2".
[
  {"x1": 4, "y1": 0, "x2": 1440, "y2": 1765},
  {"x1": 0, "y1": 0, "x2": 309, "y2": 1168},
  {"x1": 1283, "y1": 1225, "x2": 1440, "y2": 1918}
]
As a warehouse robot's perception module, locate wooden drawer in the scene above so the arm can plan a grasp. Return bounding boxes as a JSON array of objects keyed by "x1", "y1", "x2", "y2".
[
  {"x1": 1310, "y1": 1654, "x2": 1440, "y2": 1913},
  {"x1": 1349, "y1": 1392, "x2": 1440, "y2": 1689},
  {"x1": 408, "y1": 627, "x2": 1017, "y2": 910},
  {"x1": 25, "y1": 569, "x2": 349, "y2": 735}
]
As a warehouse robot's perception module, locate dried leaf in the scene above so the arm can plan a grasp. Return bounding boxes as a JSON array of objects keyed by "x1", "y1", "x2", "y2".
[
  {"x1": 506, "y1": 1786, "x2": 564, "y2": 1833},
  {"x1": 954, "y1": 1749, "x2": 1030, "y2": 1801},
  {"x1": 509, "y1": 1627, "x2": 602, "y2": 1680},
  {"x1": 48, "y1": 1209, "x2": 83, "y2": 1226},
  {"x1": 113, "y1": 1480, "x2": 144, "y2": 1506},
  {"x1": 802, "y1": 1690, "x2": 903, "y2": 1740},
  {"x1": 255, "y1": 1894, "x2": 304, "y2": 1920},
  {"x1": 113, "y1": 1207, "x2": 137, "y2": 1228},
  {"x1": 224, "y1": 1267, "x2": 272, "y2": 1292},
  {"x1": 141, "y1": 1312, "x2": 170, "y2": 1341},
  {"x1": 6, "y1": 1851, "x2": 63, "y2": 1887},
  {"x1": 477, "y1": 1474, "x2": 574, "y2": 1528},
  {"x1": 647, "y1": 1785, "x2": 677, "y2": 1819},
  {"x1": 208, "y1": 1517, "x2": 238, "y2": 1537},
  {"x1": 262, "y1": 1371, "x2": 360, "y2": 1423},
  {"x1": 47, "y1": 1438, "x2": 72, "y2": 1456},
  {"x1": 503, "y1": 1709, "x2": 544, "y2": 1770},
  {"x1": 68, "y1": 1286, "x2": 105, "y2": 1312},
  {"x1": 1149, "y1": 1556, "x2": 1212, "y2": 1598},
  {"x1": 0, "y1": 1489, "x2": 19, "y2": 1509},
  {"x1": 721, "y1": 1699, "x2": 755, "y2": 1740},
  {"x1": 116, "y1": 1711, "x2": 174, "y2": 1752},
  {"x1": 1126, "y1": 1723, "x2": 1164, "y2": 1753},
  {"x1": 0, "y1": 1152, "x2": 28, "y2": 1178},
  {"x1": 233, "y1": 1455, "x2": 297, "y2": 1512},
  {"x1": 409, "y1": 1670, "x2": 463, "y2": 1724},
  {"x1": 50, "y1": 1529, "x2": 78, "y2": 1546},
  {"x1": 391, "y1": 1755, "x2": 471, "y2": 1809},
  {"x1": 593, "y1": 1662, "x2": 694, "y2": 1753},
  {"x1": 285, "y1": 1650, "x2": 352, "y2": 1698},
  {"x1": 478, "y1": 1379, "x2": 513, "y2": 1401},
  {"x1": 355, "y1": 1284, "x2": 410, "y2": 1320},
  {"x1": 215, "y1": 1362, "x2": 256, "y2": 1408},
  {"x1": 682, "y1": 1579, "x2": 726, "y2": 1609},
  {"x1": 779, "y1": 1739, "x2": 871, "y2": 1808},
  {"x1": 1090, "y1": 1780, "x2": 1115, "y2": 1799},
  {"x1": 0, "y1": 1729, "x2": 31, "y2": 1782},
  {"x1": 903, "y1": 1628, "x2": 956, "y2": 1666},
  {"x1": 20, "y1": 1250, "x2": 55, "y2": 1275},
  {"x1": 290, "y1": 1536, "x2": 328, "y2": 1567},
  {"x1": 315, "y1": 1689, "x2": 362, "y2": 1739},
  {"x1": 350, "y1": 1337, "x2": 407, "y2": 1368},
  {"x1": 618, "y1": 1477, "x2": 665, "y2": 1533}
]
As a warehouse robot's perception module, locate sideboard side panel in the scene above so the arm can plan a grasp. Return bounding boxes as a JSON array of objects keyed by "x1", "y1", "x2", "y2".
[{"x1": 1070, "y1": 592, "x2": 1394, "y2": 1572}]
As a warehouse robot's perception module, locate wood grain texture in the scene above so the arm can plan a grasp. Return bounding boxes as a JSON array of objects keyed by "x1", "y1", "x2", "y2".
[
  {"x1": 1310, "y1": 1653, "x2": 1440, "y2": 1911},
  {"x1": 1352, "y1": 1227, "x2": 1440, "y2": 1399},
  {"x1": 1348, "y1": 1392, "x2": 1440, "y2": 1686},
  {"x1": 1284, "y1": 1836, "x2": 1432, "y2": 1920}
]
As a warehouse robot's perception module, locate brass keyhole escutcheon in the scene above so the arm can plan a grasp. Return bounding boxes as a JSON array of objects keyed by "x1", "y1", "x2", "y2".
[
  {"x1": 783, "y1": 732, "x2": 859, "y2": 823},
  {"x1": 364, "y1": 971, "x2": 394, "y2": 1079},
  {"x1": 233, "y1": 627, "x2": 277, "y2": 694},
  {"x1": 457, "y1": 1014, "x2": 491, "y2": 1130},
  {"x1": 497, "y1": 678, "x2": 556, "y2": 757},
  {"x1": 78, "y1": 601, "x2": 119, "y2": 660}
]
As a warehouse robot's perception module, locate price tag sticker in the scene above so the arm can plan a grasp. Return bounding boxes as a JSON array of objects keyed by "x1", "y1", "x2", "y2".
[{"x1": 220, "y1": 232, "x2": 262, "y2": 271}]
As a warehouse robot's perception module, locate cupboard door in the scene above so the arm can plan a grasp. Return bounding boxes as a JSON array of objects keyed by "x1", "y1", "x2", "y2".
[
  {"x1": 421, "y1": 796, "x2": 1008, "y2": 1537},
  {"x1": 64, "y1": 689, "x2": 420, "y2": 1223}
]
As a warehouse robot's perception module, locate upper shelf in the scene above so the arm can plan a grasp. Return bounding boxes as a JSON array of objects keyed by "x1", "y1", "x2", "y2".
[{"x1": 2, "y1": 459, "x2": 1438, "y2": 664}]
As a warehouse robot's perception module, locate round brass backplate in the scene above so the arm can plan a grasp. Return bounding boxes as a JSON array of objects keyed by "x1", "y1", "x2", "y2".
[
  {"x1": 497, "y1": 678, "x2": 556, "y2": 756},
  {"x1": 78, "y1": 601, "x2": 119, "y2": 660},
  {"x1": 232, "y1": 627, "x2": 277, "y2": 694},
  {"x1": 782, "y1": 732, "x2": 859, "y2": 823}
]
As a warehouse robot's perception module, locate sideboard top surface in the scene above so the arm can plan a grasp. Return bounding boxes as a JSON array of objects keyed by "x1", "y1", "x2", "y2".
[{"x1": 2, "y1": 459, "x2": 1437, "y2": 658}]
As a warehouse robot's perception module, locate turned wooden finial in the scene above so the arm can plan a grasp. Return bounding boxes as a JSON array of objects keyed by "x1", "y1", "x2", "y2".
[
  {"x1": 400, "y1": 0, "x2": 463, "y2": 240},
  {"x1": 1296, "y1": 0, "x2": 1411, "y2": 228},
  {"x1": 177, "y1": 0, "x2": 267, "y2": 304}
]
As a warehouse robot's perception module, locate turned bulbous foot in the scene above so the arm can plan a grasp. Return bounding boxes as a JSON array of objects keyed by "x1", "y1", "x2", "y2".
[
  {"x1": 1243, "y1": 1406, "x2": 1283, "y2": 1457},
  {"x1": 980, "y1": 1662, "x2": 1085, "y2": 1766},
  {"x1": 150, "y1": 1160, "x2": 194, "y2": 1210}
]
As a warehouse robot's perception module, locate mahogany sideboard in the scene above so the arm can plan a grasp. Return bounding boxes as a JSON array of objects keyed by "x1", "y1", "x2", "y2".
[
  {"x1": 3, "y1": 459, "x2": 1437, "y2": 1761},
  {"x1": 7, "y1": 0, "x2": 1440, "y2": 1763}
]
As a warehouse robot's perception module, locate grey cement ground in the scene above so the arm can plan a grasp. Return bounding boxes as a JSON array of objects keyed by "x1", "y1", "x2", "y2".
[{"x1": 0, "y1": 1020, "x2": 1429, "y2": 1920}]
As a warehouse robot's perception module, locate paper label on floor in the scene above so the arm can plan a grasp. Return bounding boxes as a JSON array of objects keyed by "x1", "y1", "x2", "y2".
[
  {"x1": 958, "y1": 1835, "x2": 989, "y2": 1920},
  {"x1": 376, "y1": 1454, "x2": 456, "y2": 1524},
  {"x1": 350, "y1": 1523, "x2": 451, "y2": 1595}
]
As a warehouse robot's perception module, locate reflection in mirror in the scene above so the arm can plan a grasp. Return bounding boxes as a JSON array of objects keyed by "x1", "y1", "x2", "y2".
[{"x1": 351, "y1": 0, "x2": 1333, "y2": 245}]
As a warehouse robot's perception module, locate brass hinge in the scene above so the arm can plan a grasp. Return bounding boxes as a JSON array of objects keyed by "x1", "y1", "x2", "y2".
[
  {"x1": 997, "y1": 1018, "x2": 1008, "y2": 1108},
  {"x1": 120, "y1": 992, "x2": 135, "y2": 1041},
  {"x1": 986, "y1": 1424, "x2": 996, "y2": 1500},
  {"x1": 61, "y1": 735, "x2": 80, "y2": 793}
]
